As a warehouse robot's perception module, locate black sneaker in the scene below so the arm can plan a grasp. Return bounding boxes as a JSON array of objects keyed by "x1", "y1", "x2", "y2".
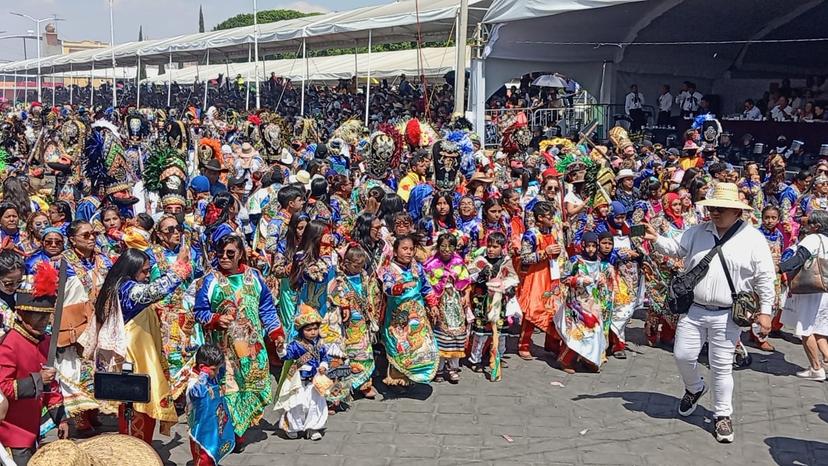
[
  {"x1": 714, "y1": 416, "x2": 734, "y2": 443},
  {"x1": 678, "y1": 382, "x2": 708, "y2": 417}
]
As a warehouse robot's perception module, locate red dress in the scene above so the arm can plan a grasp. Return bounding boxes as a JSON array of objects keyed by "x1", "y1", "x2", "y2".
[{"x1": 0, "y1": 326, "x2": 64, "y2": 449}]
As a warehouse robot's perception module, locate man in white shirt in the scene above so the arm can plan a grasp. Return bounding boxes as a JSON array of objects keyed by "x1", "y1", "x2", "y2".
[
  {"x1": 742, "y1": 99, "x2": 763, "y2": 120},
  {"x1": 657, "y1": 84, "x2": 673, "y2": 125},
  {"x1": 676, "y1": 81, "x2": 703, "y2": 117},
  {"x1": 642, "y1": 183, "x2": 774, "y2": 444},
  {"x1": 770, "y1": 96, "x2": 794, "y2": 121},
  {"x1": 624, "y1": 84, "x2": 646, "y2": 131}
]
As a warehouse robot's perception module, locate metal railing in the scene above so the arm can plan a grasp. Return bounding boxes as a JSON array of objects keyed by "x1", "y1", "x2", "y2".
[{"x1": 483, "y1": 103, "x2": 658, "y2": 146}]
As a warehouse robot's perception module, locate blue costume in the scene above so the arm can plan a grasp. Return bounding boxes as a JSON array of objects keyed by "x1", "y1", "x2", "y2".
[{"x1": 187, "y1": 370, "x2": 236, "y2": 464}]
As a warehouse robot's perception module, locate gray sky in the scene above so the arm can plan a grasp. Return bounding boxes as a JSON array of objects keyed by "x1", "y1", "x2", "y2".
[{"x1": 0, "y1": 0, "x2": 386, "y2": 61}]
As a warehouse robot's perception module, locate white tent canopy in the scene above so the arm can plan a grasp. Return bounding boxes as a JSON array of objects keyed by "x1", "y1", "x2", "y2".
[
  {"x1": 139, "y1": 47, "x2": 465, "y2": 84},
  {"x1": 0, "y1": 0, "x2": 490, "y2": 74},
  {"x1": 479, "y1": 0, "x2": 828, "y2": 102}
]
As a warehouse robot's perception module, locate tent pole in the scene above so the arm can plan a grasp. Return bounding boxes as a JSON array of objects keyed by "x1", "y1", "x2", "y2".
[
  {"x1": 51, "y1": 66, "x2": 55, "y2": 107},
  {"x1": 24, "y1": 74, "x2": 28, "y2": 106},
  {"x1": 245, "y1": 43, "x2": 251, "y2": 111},
  {"x1": 364, "y1": 30, "x2": 372, "y2": 126},
  {"x1": 353, "y1": 41, "x2": 358, "y2": 91},
  {"x1": 167, "y1": 52, "x2": 172, "y2": 107},
  {"x1": 90, "y1": 62, "x2": 94, "y2": 108},
  {"x1": 12, "y1": 71, "x2": 17, "y2": 105},
  {"x1": 1, "y1": 75, "x2": 5, "y2": 104},
  {"x1": 136, "y1": 56, "x2": 141, "y2": 107},
  {"x1": 69, "y1": 64, "x2": 73, "y2": 105},
  {"x1": 453, "y1": 0, "x2": 469, "y2": 115},
  {"x1": 203, "y1": 48, "x2": 210, "y2": 111},
  {"x1": 253, "y1": 0, "x2": 260, "y2": 110},
  {"x1": 300, "y1": 37, "x2": 306, "y2": 116},
  {"x1": 109, "y1": 0, "x2": 118, "y2": 108}
]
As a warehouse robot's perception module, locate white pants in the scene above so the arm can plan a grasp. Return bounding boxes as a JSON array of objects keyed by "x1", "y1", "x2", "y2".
[
  {"x1": 673, "y1": 305, "x2": 740, "y2": 417},
  {"x1": 468, "y1": 334, "x2": 506, "y2": 364}
]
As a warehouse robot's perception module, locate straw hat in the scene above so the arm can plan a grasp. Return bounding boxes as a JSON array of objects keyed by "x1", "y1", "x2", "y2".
[
  {"x1": 696, "y1": 183, "x2": 751, "y2": 210},
  {"x1": 615, "y1": 168, "x2": 635, "y2": 181},
  {"x1": 30, "y1": 435, "x2": 162, "y2": 466}
]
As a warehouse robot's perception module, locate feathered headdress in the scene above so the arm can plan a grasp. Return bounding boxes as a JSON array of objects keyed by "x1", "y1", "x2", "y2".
[
  {"x1": 555, "y1": 153, "x2": 594, "y2": 175},
  {"x1": 197, "y1": 137, "x2": 224, "y2": 168},
  {"x1": 332, "y1": 119, "x2": 365, "y2": 146},
  {"x1": 15, "y1": 261, "x2": 58, "y2": 313}
]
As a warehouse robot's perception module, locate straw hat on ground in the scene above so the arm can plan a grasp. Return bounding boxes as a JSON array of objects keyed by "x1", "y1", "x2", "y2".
[
  {"x1": 30, "y1": 434, "x2": 162, "y2": 466},
  {"x1": 695, "y1": 182, "x2": 751, "y2": 210}
]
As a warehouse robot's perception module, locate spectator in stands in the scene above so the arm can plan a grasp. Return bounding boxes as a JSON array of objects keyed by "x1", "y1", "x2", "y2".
[
  {"x1": 743, "y1": 99, "x2": 763, "y2": 121},
  {"x1": 769, "y1": 96, "x2": 794, "y2": 122},
  {"x1": 657, "y1": 84, "x2": 673, "y2": 126},
  {"x1": 624, "y1": 84, "x2": 646, "y2": 131}
]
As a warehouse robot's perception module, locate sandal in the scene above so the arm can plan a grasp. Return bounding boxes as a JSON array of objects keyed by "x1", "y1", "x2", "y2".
[
  {"x1": 447, "y1": 371, "x2": 460, "y2": 384},
  {"x1": 518, "y1": 351, "x2": 533, "y2": 360},
  {"x1": 613, "y1": 350, "x2": 627, "y2": 359}
]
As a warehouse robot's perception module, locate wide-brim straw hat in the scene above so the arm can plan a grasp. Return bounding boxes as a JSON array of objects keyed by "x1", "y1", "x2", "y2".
[
  {"x1": 30, "y1": 434, "x2": 163, "y2": 466},
  {"x1": 696, "y1": 182, "x2": 752, "y2": 210}
]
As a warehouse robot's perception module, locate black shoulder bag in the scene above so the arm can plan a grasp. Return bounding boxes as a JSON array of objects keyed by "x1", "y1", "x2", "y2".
[
  {"x1": 717, "y1": 244, "x2": 760, "y2": 327},
  {"x1": 667, "y1": 220, "x2": 743, "y2": 315}
]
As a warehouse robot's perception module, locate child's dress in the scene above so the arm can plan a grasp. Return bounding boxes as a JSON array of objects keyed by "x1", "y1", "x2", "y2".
[
  {"x1": 187, "y1": 370, "x2": 236, "y2": 465},
  {"x1": 556, "y1": 255, "x2": 615, "y2": 369},
  {"x1": 467, "y1": 249, "x2": 519, "y2": 379},
  {"x1": 275, "y1": 338, "x2": 331, "y2": 434},
  {"x1": 423, "y1": 253, "x2": 472, "y2": 363}
]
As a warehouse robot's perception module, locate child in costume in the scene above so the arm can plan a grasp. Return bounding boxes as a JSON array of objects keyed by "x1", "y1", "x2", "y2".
[
  {"x1": 324, "y1": 245, "x2": 381, "y2": 399},
  {"x1": 187, "y1": 344, "x2": 235, "y2": 466},
  {"x1": 467, "y1": 232, "x2": 519, "y2": 381},
  {"x1": 557, "y1": 231, "x2": 615, "y2": 372},
  {"x1": 753, "y1": 205, "x2": 784, "y2": 351},
  {"x1": 276, "y1": 304, "x2": 331, "y2": 441},
  {"x1": 423, "y1": 233, "x2": 472, "y2": 384}
]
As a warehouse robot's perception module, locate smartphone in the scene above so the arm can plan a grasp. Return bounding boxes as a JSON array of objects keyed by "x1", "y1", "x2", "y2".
[{"x1": 630, "y1": 224, "x2": 646, "y2": 238}]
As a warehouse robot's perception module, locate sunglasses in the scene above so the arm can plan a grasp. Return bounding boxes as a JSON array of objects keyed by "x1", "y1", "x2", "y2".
[
  {"x1": 160, "y1": 225, "x2": 182, "y2": 234},
  {"x1": 43, "y1": 239, "x2": 64, "y2": 246},
  {"x1": 74, "y1": 232, "x2": 95, "y2": 239},
  {"x1": 33, "y1": 221, "x2": 49, "y2": 228},
  {"x1": 706, "y1": 206, "x2": 730, "y2": 213},
  {"x1": 218, "y1": 249, "x2": 238, "y2": 259}
]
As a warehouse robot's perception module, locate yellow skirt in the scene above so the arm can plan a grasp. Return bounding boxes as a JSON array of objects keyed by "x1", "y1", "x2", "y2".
[{"x1": 125, "y1": 309, "x2": 179, "y2": 425}]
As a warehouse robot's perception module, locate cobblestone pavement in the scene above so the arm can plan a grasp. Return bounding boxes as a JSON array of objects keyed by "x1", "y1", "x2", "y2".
[{"x1": 70, "y1": 319, "x2": 828, "y2": 465}]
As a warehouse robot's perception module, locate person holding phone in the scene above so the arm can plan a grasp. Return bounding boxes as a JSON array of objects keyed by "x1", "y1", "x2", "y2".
[{"x1": 640, "y1": 182, "x2": 774, "y2": 444}]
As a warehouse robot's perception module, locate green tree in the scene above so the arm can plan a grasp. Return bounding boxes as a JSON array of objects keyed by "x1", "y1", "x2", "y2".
[{"x1": 212, "y1": 9, "x2": 320, "y2": 31}]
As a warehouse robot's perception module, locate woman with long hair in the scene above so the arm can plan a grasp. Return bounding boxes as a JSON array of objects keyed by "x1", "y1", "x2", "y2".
[
  {"x1": 306, "y1": 176, "x2": 333, "y2": 223},
  {"x1": 290, "y1": 220, "x2": 336, "y2": 331},
  {"x1": 21, "y1": 211, "x2": 50, "y2": 256},
  {"x1": 270, "y1": 212, "x2": 310, "y2": 338},
  {"x1": 193, "y1": 234, "x2": 284, "y2": 446},
  {"x1": 2, "y1": 176, "x2": 34, "y2": 221},
  {"x1": 351, "y1": 212, "x2": 384, "y2": 273},
  {"x1": 88, "y1": 247, "x2": 192, "y2": 443},
  {"x1": 421, "y1": 192, "x2": 458, "y2": 245},
  {"x1": 203, "y1": 191, "x2": 243, "y2": 251}
]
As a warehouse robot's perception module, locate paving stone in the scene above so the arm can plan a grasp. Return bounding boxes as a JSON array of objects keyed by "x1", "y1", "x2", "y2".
[{"x1": 40, "y1": 327, "x2": 828, "y2": 465}]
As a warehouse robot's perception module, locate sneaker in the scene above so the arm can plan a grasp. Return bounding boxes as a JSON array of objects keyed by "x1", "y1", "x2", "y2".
[
  {"x1": 678, "y1": 383, "x2": 708, "y2": 417},
  {"x1": 714, "y1": 416, "x2": 734, "y2": 443},
  {"x1": 796, "y1": 367, "x2": 826, "y2": 381},
  {"x1": 309, "y1": 431, "x2": 323, "y2": 441}
]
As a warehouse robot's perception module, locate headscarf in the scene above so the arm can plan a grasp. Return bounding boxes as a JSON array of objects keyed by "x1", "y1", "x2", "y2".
[
  {"x1": 40, "y1": 226, "x2": 65, "y2": 240},
  {"x1": 581, "y1": 231, "x2": 599, "y2": 261},
  {"x1": 608, "y1": 201, "x2": 628, "y2": 228},
  {"x1": 662, "y1": 192, "x2": 684, "y2": 229}
]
